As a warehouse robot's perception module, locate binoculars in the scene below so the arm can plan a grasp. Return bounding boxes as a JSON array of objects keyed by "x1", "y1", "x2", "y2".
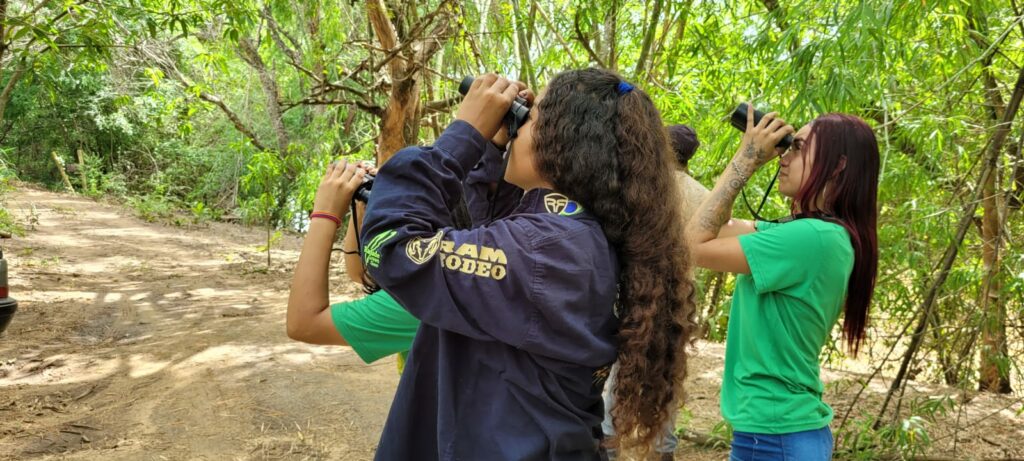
[
  {"x1": 352, "y1": 76, "x2": 530, "y2": 203},
  {"x1": 354, "y1": 174, "x2": 373, "y2": 203},
  {"x1": 729, "y1": 103, "x2": 793, "y2": 149},
  {"x1": 458, "y1": 76, "x2": 531, "y2": 137}
]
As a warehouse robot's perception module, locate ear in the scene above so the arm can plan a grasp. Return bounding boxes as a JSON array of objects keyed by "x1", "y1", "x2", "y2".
[{"x1": 833, "y1": 156, "x2": 847, "y2": 178}]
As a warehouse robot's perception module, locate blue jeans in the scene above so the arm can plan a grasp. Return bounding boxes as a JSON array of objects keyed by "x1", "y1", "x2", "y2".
[{"x1": 730, "y1": 426, "x2": 833, "y2": 461}]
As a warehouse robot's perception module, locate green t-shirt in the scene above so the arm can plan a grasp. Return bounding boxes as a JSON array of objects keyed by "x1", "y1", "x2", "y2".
[
  {"x1": 722, "y1": 218, "x2": 854, "y2": 434},
  {"x1": 330, "y1": 290, "x2": 420, "y2": 365}
]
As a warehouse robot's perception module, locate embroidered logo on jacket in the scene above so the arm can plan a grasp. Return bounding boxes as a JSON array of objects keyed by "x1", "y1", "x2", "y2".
[
  {"x1": 439, "y1": 240, "x2": 508, "y2": 280},
  {"x1": 544, "y1": 193, "x2": 584, "y2": 216},
  {"x1": 363, "y1": 229, "x2": 396, "y2": 268},
  {"x1": 405, "y1": 230, "x2": 444, "y2": 265}
]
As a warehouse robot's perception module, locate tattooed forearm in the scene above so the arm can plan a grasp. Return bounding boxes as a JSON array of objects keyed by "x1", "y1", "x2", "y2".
[
  {"x1": 729, "y1": 161, "x2": 750, "y2": 183},
  {"x1": 687, "y1": 142, "x2": 765, "y2": 244},
  {"x1": 690, "y1": 157, "x2": 756, "y2": 238},
  {"x1": 695, "y1": 187, "x2": 734, "y2": 233},
  {"x1": 696, "y1": 191, "x2": 737, "y2": 232}
]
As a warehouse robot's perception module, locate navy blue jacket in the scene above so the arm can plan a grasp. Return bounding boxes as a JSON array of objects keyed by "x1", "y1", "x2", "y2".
[
  {"x1": 362, "y1": 121, "x2": 620, "y2": 460},
  {"x1": 464, "y1": 142, "x2": 523, "y2": 226}
]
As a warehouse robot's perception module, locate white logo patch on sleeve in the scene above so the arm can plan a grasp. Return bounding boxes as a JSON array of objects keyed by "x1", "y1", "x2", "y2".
[{"x1": 405, "y1": 230, "x2": 445, "y2": 265}]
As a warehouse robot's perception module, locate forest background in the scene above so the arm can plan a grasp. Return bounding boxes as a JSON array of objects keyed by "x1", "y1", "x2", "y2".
[{"x1": 0, "y1": 0, "x2": 1022, "y2": 458}]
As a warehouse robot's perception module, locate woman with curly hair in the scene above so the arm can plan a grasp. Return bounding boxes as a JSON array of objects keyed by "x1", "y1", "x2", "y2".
[
  {"x1": 687, "y1": 108, "x2": 879, "y2": 460},
  {"x1": 354, "y1": 69, "x2": 697, "y2": 460}
]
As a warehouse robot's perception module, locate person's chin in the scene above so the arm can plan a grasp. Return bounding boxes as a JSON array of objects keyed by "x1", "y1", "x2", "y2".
[{"x1": 504, "y1": 173, "x2": 524, "y2": 189}]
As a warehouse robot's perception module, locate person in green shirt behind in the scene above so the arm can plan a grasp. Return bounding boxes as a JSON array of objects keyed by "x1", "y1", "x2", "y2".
[
  {"x1": 283, "y1": 160, "x2": 480, "y2": 371},
  {"x1": 285, "y1": 108, "x2": 530, "y2": 370},
  {"x1": 685, "y1": 106, "x2": 880, "y2": 460},
  {"x1": 283, "y1": 160, "x2": 417, "y2": 367}
]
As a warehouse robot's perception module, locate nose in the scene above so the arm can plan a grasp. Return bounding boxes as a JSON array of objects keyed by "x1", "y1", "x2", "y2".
[{"x1": 779, "y1": 149, "x2": 792, "y2": 167}]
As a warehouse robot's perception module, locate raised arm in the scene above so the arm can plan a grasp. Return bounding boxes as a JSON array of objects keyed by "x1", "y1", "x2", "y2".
[
  {"x1": 360, "y1": 76, "x2": 545, "y2": 344},
  {"x1": 686, "y1": 105, "x2": 793, "y2": 274},
  {"x1": 287, "y1": 161, "x2": 366, "y2": 344}
]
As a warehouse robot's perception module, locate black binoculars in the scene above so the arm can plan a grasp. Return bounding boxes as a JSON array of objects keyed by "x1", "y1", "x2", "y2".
[
  {"x1": 352, "y1": 76, "x2": 530, "y2": 203},
  {"x1": 729, "y1": 103, "x2": 793, "y2": 149},
  {"x1": 354, "y1": 174, "x2": 373, "y2": 203},
  {"x1": 458, "y1": 76, "x2": 531, "y2": 137}
]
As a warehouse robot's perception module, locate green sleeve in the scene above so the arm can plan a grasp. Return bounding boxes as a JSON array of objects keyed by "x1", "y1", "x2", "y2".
[
  {"x1": 330, "y1": 290, "x2": 420, "y2": 364},
  {"x1": 738, "y1": 220, "x2": 823, "y2": 295}
]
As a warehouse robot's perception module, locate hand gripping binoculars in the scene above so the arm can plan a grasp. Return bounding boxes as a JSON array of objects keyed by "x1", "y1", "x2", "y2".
[
  {"x1": 353, "y1": 76, "x2": 530, "y2": 203},
  {"x1": 729, "y1": 103, "x2": 793, "y2": 149}
]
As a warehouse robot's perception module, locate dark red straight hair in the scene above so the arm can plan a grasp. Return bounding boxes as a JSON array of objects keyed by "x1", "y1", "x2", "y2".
[{"x1": 795, "y1": 113, "x2": 879, "y2": 355}]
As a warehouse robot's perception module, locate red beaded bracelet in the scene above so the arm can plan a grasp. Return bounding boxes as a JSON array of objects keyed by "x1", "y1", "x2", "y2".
[{"x1": 310, "y1": 211, "x2": 342, "y2": 227}]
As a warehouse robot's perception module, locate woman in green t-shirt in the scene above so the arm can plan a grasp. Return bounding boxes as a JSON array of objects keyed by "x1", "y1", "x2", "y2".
[{"x1": 686, "y1": 106, "x2": 879, "y2": 460}]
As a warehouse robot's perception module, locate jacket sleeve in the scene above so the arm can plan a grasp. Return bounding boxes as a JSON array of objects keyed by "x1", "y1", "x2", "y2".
[
  {"x1": 463, "y1": 142, "x2": 524, "y2": 227},
  {"x1": 360, "y1": 120, "x2": 538, "y2": 345}
]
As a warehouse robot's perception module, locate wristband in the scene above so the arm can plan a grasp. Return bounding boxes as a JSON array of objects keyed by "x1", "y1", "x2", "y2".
[{"x1": 310, "y1": 211, "x2": 342, "y2": 227}]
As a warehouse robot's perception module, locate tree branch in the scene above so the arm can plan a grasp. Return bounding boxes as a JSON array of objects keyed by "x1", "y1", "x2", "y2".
[
  {"x1": 422, "y1": 96, "x2": 460, "y2": 113},
  {"x1": 262, "y1": 5, "x2": 314, "y2": 80},
  {"x1": 237, "y1": 36, "x2": 290, "y2": 153},
  {"x1": 197, "y1": 92, "x2": 269, "y2": 152},
  {"x1": 282, "y1": 97, "x2": 383, "y2": 117},
  {"x1": 573, "y1": 10, "x2": 606, "y2": 68},
  {"x1": 0, "y1": 59, "x2": 26, "y2": 124},
  {"x1": 875, "y1": 60, "x2": 1024, "y2": 424},
  {"x1": 132, "y1": 41, "x2": 269, "y2": 152},
  {"x1": 533, "y1": 2, "x2": 580, "y2": 67},
  {"x1": 634, "y1": 0, "x2": 664, "y2": 81}
]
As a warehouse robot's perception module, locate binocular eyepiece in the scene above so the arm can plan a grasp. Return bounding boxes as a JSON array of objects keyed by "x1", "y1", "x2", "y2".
[
  {"x1": 354, "y1": 174, "x2": 373, "y2": 203},
  {"x1": 729, "y1": 103, "x2": 793, "y2": 149}
]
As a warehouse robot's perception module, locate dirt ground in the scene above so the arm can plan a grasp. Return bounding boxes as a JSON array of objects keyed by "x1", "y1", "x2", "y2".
[{"x1": 1, "y1": 186, "x2": 1022, "y2": 461}]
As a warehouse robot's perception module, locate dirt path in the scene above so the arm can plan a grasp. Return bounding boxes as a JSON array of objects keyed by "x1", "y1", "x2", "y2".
[
  {"x1": 1, "y1": 186, "x2": 1022, "y2": 461},
  {"x1": 0, "y1": 187, "x2": 399, "y2": 460}
]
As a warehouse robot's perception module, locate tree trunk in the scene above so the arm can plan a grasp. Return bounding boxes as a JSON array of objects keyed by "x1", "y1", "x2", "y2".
[
  {"x1": 875, "y1": 61, "x2": 1024, "y2": 423},
  {"x1": 76, "y1": 149, "x2": 88, "y2": 192},
  {"x1": 634, "y1": 0, "x2": 664, "y2": 81},
  {"x1": 0, "y1": 0, "x2": 8, "y2": 67},
  {"x1": 511, "y1": 0, "x2": 536, "y2": 89},
  {"x1": 602, "y1": 0, "x2": 619, "y2": 70},
  {"x1": 366, "y1": 0, "x2": 450, "y2": 164},
  {"x1": 237, "y1": 37, "x2": 290, "y2": 154},
  {"x1": 1010, "y1": 127, "x2": 1024, "y2": 208},
  {"x1": 702, "y1": 272, "x2": 726, "y2": 339},
  {"x1": 968, "y1": 5, "x2": 1012, "y2": 393},
  {"x1": 0, "y1": 62, "x2": 26, "y2": 127},
  {"x1": 51, "y1": 151, "x2": 75, "y2": 192},
  {"x1": 305, "y1": 0, "x2": 326, "y2": 124},
  {"x1": 366, "y1": 0, "x2": 405, "y2": 164},
  {"x1": 977, "y1": 159, "x2": 1010, "y2": 392}
]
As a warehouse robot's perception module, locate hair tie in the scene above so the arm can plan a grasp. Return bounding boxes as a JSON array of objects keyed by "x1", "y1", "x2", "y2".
[{"x1": 616, "y1": 81, "x2": 634, "y2": 95}]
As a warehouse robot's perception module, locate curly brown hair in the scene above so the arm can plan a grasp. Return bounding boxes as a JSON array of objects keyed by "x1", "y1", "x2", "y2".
[{"x1": 533, "y1": 68, "x2": 698, "y2": 453}]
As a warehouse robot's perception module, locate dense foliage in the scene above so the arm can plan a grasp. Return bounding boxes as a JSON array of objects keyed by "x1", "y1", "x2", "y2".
[{"x1": 0, "y1": 0, "x2": 1021, "y2": 457}]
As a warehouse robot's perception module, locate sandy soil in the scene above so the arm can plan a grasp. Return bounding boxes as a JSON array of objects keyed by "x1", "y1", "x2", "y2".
[
  {"x1": 0, "y1": 185, "x2": 1021, "y2": 461},
  {"x1": 0, "y1": 186, "x2": 396, "y2": 460}
]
